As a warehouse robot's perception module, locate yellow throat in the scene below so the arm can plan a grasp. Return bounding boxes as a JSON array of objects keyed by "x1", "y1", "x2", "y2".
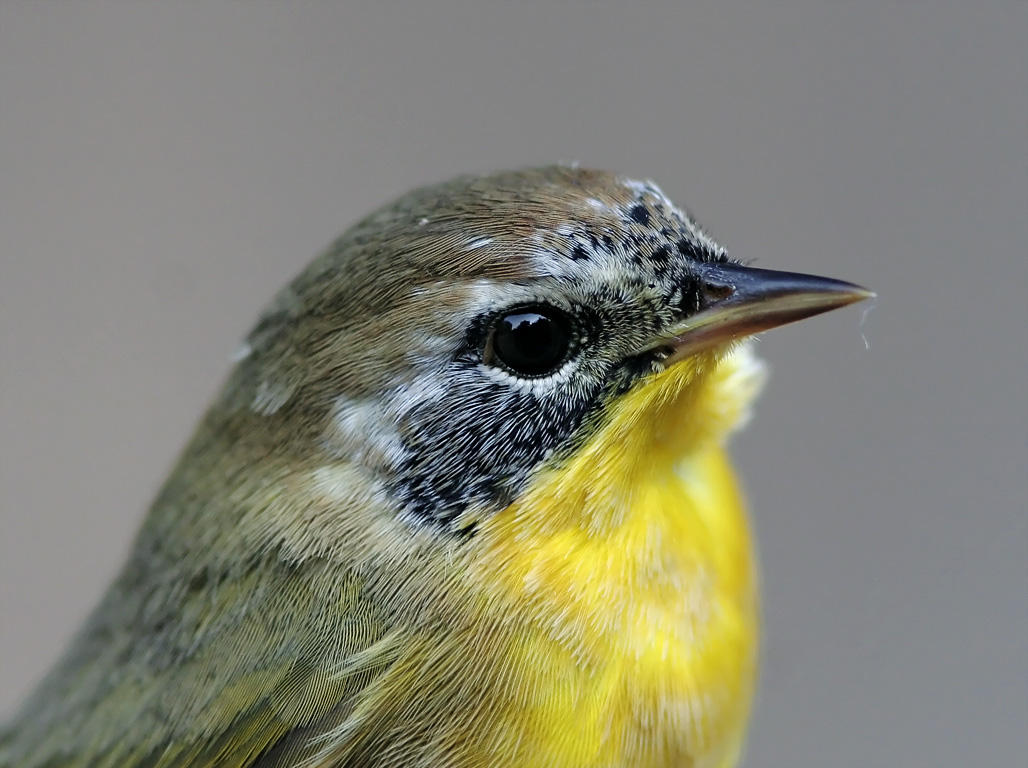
[{"x1": 468, "y1": 342, "x2": 767, "y2": 768}]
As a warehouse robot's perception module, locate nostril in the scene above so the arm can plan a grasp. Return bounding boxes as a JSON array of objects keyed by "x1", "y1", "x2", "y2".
[
  {"x1": 703, "y1": 282, "x2": 735, "y2": 302},
  {"x1": 679, "y1": 274, "x2": 735, "y2": 316}
]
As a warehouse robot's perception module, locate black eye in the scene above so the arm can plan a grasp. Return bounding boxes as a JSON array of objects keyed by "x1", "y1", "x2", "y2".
[{"x1": 486, "y1": 305, "x2": 573, "y2": 377}]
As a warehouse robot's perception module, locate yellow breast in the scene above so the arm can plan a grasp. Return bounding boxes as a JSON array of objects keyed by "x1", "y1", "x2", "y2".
[{"x1": 465, "y1": 344, "x2": 765, "y2": 768}]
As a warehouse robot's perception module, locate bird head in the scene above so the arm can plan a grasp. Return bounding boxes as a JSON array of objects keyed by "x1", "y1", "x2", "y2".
[{"x1": 213, "y1": 166, "x2": 869, "y2": 541}]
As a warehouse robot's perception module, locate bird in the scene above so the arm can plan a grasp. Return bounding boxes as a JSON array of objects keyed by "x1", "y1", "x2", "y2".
[{"x1": 0, "y1": 165, "x2": 871, "y2": 768}]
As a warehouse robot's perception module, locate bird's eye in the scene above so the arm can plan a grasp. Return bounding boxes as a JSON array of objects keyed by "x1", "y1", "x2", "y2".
[{"x1": 485, "y1": 305, "x2": 573, "y2": 377}]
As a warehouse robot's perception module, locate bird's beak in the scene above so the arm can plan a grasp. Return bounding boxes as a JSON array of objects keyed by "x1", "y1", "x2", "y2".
[{"x1": 663, "y1": 262, "x2": 874, "y2": 365}]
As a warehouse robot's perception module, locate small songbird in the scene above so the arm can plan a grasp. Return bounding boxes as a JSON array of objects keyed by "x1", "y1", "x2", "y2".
[{"x1": 0, "y1": 166, "x2": 870, "y2": 768}]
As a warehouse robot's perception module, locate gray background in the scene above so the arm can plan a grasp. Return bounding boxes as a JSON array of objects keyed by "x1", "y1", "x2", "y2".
[{"x1": 1, "y1": 2, "x2": 1025, "y2": 765}]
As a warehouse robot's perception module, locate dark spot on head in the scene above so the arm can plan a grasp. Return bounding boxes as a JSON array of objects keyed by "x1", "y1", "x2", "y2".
[
  {"x1": 629, "y1": 204, "x2": 650, "y2": 225},
  {"x1": 602, "y1": 234, "x2": 614, "y2": 250},
  {"x1": 650, "y1": 245, "x2": 671, "y2": 265},
  {"x1": 570, "y1": 244, "x2": 589, "y2": 261},
  {"x1": 677, "y1": 237, "x2": 702, "y2": 260}
]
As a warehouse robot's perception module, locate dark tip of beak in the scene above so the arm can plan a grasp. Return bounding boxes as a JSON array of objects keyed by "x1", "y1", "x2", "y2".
[
  {"x1": 698, "y1": 261, "x2": 875, "y2": 319},
  {"x1": 663, "y1": 261, "x2": 874, "y2": 363}
]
